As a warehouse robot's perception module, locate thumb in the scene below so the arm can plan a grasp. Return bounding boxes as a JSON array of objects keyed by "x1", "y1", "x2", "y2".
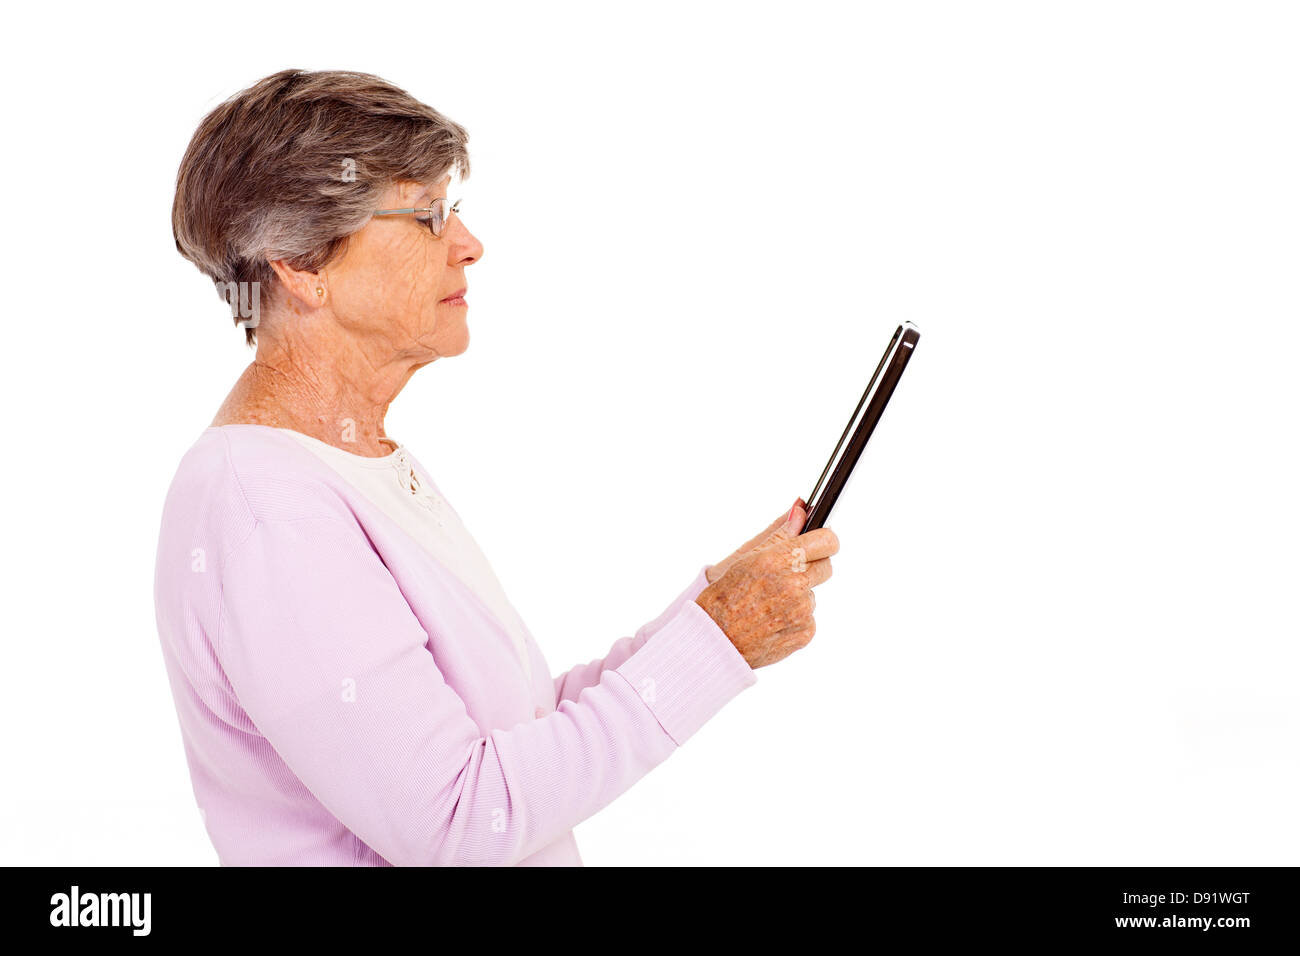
[
  {"x1": 781, "y1": 498, "x2": 807, "y2": 536},
  {"x1": 737, "y1": 500, "x2": 804, "y2": 554}
]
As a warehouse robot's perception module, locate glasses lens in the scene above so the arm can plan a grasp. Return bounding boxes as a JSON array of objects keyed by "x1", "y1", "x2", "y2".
[
  {"x1": 434, "y1": 197, "x2": 465, "y2": 239},
  {"x1": 429, "y1": 198, "x2": 447, "y2": 237}
]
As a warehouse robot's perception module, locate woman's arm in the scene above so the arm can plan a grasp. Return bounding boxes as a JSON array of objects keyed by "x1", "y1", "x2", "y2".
[
  {"x1": 552, "y1": 564, "x2": 713, "y2": 706},
  {"x1": 218, "y1": 515, "x2": 755, "y2": 867}
]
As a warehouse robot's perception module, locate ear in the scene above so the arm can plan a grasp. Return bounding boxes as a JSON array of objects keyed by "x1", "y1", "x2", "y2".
[{"x1": 268, "y1": 258, "x2": 326, "y2": 310}]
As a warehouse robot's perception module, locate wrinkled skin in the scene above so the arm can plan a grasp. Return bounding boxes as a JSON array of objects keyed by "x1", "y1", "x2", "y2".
[
  {"x1": 697, "y1": 500, "x2": 839, "y2": 669},
  {"x1": 212, "y1": 175, "x2": 483, "y2": 457}
]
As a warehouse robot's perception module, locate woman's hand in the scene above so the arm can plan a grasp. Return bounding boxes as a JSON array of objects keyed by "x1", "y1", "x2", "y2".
[
  {"x1": 695, "y1": 501, "x2": 839, "y2": 669},
  {"x1": 705, "y1": 498, "x2": 808, "y2": 585}
]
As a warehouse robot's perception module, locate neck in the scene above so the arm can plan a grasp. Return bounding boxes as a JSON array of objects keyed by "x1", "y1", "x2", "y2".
[{"x1": 213, "y1": 326, "x2": 423, "y2": 458}]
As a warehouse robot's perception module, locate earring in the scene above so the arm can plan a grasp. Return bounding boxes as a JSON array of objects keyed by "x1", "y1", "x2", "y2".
[{"x1": 316, "y1": 287, "x2": 325, "y2": 298}]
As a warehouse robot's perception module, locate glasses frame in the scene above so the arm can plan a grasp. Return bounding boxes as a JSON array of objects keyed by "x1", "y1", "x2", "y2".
[{"x1": 373, "y1": 197, "x2": 462, "y2": 238}]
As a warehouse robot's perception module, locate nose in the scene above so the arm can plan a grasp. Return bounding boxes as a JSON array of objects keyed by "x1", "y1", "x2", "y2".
[{"x1": 447, "y1": 215, "x2": 483, "y2": 266}]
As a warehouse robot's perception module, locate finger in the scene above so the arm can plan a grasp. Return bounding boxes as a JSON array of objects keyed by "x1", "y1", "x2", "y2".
[
  {"x1": 784, "y1": 500, "x2": 808, "y2": 535},
  {"x1": 767, "y1": 545, "x2": 829, "y2": 584},
  {"x1": 801, "y1": 556, "x2": 832, "y2": 588},
  {"x1": 738, "y1": 512, "x2": 790, "y2": 553},
  {"x1": 741, "y1": 498, "x2": 807, "y2": 553},
  {"x1": 791, "y1": 526, "x2": 839, "y2": 562},
  {"x1": 756, "y1": 530, "x2": 836, "y2": 573}
]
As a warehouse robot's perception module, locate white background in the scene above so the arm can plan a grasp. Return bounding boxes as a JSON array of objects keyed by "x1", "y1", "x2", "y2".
[{"x1": 0, "y1": 0, "x2": 1296, "y2": 866}]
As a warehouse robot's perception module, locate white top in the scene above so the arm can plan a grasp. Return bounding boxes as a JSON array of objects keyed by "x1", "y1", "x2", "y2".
[{"x1": 280, "y1": 428, "x2": 534, "y2": 683}]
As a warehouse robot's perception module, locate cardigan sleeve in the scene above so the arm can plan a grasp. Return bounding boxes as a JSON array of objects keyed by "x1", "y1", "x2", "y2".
[
  {"x1": 552, "y1": 564, "x2": 714, "y2": 706},
  {"x1": 217, "y1": 516, "x2": 755, "y2": 867}
]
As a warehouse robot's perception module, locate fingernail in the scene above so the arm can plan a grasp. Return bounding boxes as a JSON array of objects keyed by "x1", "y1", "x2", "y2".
[{"x1": 785, "y1": 502, "x2": 802, "y2": 532}]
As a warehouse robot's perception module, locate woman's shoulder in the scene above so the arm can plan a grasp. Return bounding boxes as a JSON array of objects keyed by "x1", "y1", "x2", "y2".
[
  {"x1": 160, "y1": 425, "x2": 357, "y2": 539},
  {"x1": 154, "y1": 425, "x2": 385, "y2": 652}
]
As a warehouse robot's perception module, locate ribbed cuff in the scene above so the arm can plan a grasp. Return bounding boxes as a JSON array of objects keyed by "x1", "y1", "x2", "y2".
[{"x1": 614, "y1": 595, "x2": 756, "y2": 747}]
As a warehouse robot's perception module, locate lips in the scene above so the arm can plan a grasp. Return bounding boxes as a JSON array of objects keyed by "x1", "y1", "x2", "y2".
[{"x1": 440, "y1": 287, "x2": 467, "y2": 303}]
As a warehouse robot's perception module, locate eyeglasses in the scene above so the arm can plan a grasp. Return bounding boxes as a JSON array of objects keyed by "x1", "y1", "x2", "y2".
[{"x1": 373, "y1": 197, "x2": 462, "y2": 239}]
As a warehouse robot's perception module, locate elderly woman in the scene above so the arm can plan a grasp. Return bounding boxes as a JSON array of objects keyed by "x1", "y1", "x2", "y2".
[{"x1": 155, "y1": 69, "x2": 839, "y2": 866}]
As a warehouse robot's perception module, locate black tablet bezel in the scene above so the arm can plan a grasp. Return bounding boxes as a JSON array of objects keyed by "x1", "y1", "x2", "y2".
[{"x1": 801, "y1": 321, "x2": 920, "y2": 532}]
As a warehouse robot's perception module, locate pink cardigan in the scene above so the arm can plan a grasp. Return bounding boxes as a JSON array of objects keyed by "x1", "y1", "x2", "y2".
[{"x1": 153, "y1": 424, "x2": 757, "y2": 865}]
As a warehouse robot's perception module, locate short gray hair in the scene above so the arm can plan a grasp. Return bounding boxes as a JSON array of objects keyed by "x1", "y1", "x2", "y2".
[{"x1": 172, "y1": 69, "x2": 471, "y2": 345}]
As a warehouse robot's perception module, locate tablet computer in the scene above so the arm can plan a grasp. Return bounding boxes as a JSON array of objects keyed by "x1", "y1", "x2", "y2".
[{"x1": 800, "y1": 321, "x2": 921, "y2": 532}]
